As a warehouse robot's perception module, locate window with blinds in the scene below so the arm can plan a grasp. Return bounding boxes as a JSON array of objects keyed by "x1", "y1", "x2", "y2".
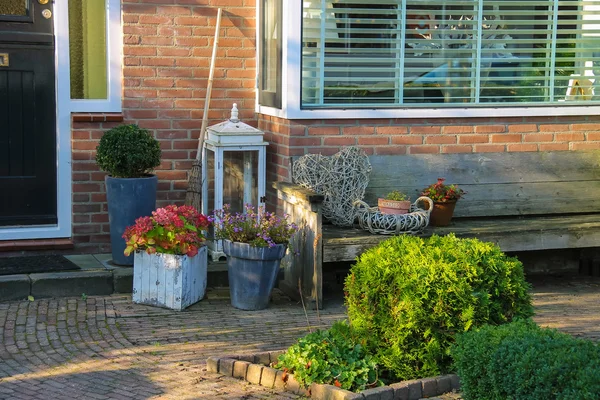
[{"x1": 301, "y1": 0, "x2": 600, "y2": 107}]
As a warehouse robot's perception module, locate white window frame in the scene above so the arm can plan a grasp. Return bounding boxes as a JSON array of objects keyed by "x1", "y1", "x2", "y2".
[
  {"x1": 67, "y1": 0, "x2": 123, "y2": 113},
  {"x1": 256, "y1": 0, "x2": 600, "y2": 119}
]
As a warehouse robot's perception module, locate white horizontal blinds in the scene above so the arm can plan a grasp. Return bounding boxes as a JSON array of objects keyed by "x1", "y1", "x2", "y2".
[
  {"x1": 477, "y1": 0, "x2": 600, "y2": 104},
  {"x1": 557, "y1": 0, "x2": 600, "y2": 101},
  {"x1": 583, "y1": 0, "x2": 600, "y2": 100},
  {"x1": 301, "y1": 0, "x2": 600, "y2": 107},
  {"x1": 302, "y1": 0, "x2": 403, "y2": 106},
  {"x1": 404, "y1": 1, "x2": 480, "y2": 104},
  {"x1": 476, "y1": 0, "x2": 554, "y2": 103}
]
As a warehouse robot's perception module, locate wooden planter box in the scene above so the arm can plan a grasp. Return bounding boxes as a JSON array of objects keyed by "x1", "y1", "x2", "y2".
[{"x1": 132, "y1": 247, "x2": 207, "y2": 311}]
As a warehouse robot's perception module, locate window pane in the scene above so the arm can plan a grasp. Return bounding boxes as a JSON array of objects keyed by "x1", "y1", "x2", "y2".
[
  {"x1": 259, "y1": 0, "x2": 282, "y2": 108},
  {"x1": 301, "y1": 0, "x2": 600, "y2": 107},
  {"x1": 69, "y1": 0, "x2": 107, "y2": 100},
  {"x1": 0, "y1": 0, "x2": 27, "y2": 16}
]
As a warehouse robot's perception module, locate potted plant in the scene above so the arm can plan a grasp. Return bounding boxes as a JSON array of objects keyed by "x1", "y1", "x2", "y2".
[
  {"x1": 213, "y1": 204, "x2": 298, "y2": 311},
  {"x1": 96, "y1": 124, "x2": 161, "y2": 265},
  {"x1": 123, "y1": 205, "x2": 210, "y2": 310},
  {"x1": 378, "y1": 190, "x2": 411, "y2": 215},
  {"x1": 421, "y1": 178, "x2": 466, "y2": 226}
]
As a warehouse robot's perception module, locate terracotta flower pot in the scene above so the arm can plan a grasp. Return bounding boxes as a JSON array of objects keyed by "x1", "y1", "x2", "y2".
[
  {"x1": 429, "y1": 200, "x2": 457, "y2": 226},
  {"x1": 378, "y1": 198, "x2": 412, "y2": 215}
]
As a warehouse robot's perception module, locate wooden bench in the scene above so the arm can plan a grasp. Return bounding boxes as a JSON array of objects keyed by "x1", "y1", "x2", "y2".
[{"x1": 275, "y1": 151, "x2": 600, "y2": 309}]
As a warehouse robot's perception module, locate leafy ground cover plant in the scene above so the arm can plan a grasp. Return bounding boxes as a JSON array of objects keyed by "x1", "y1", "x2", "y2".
[
  {"x1": 345, "y1": 234, "x2": 533, "y2": 381},
  {"x1": 123, "y1": 205, "x2": 210, "y2": 257},
  {"x1": 275, "y1": 321, "x2": 381, "y2": 392},
  {"x1": 452, "y1": 319, "x2": 600, "y2": 400},
  {"x1": 212, "y1": 204, "x2": 297, "y2": 248}
]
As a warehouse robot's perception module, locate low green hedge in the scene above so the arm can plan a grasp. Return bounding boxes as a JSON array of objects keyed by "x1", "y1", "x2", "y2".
[
  {"x1": 452, "y1": 319, "x2": 600, "y2": 400},
  {"x1": 344, "y1": 234, "x2": 533, "y2": 381}
]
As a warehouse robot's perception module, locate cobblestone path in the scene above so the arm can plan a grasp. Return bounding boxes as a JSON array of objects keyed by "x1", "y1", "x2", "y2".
[
  {"x1": 0, "y1": 276, "x2": 599, "y2": 399},
  {"x1": 0, "y1": 290, "x2": 344, "y2": 399}
]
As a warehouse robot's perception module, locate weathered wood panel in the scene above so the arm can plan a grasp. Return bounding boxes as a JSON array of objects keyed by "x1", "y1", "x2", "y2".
[
  {"x1": 275, "y1": 182, "x2": 323, "y2": 309},
  {"x1": 365, "y1": 151, "x2": 600, "y2": 217},
  {"x1": 322, "y1": 214, "x2": 600, "y2": 262},
  {"x1": 132, "y1": 247, "x2": 207, "y2": 311}
]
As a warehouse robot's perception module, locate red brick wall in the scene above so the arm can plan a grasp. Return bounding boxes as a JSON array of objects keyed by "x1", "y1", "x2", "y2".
[
  {"x1": 71, "y1": 1, "x2": 257, "y2": 253},
  {"x1": 258, "y1": 114, "x2": 600, "y2": 206}
]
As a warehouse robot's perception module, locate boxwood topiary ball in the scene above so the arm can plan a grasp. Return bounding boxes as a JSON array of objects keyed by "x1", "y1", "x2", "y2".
[{"x1": 96, "y1": 124, "x2": 161, "y2": 178}]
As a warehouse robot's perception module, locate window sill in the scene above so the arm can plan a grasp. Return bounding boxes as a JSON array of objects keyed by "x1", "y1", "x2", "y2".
[
  {"x1": 71, "y1": 113, "x2": 124, "y2": 123},
  {"x1": 258, "y1": 104, "x2": 600, "y2": 120}
]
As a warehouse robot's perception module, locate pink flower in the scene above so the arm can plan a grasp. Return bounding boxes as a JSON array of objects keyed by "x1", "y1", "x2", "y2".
[{"x1": 122, "y1": 204, "x2": 211, "y2": 256}]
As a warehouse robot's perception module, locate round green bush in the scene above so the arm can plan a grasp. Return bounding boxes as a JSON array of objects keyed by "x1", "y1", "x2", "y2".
[
  {"x1": 452, "y1": 319, "x2": 600, "y2": 400},
  {"x1": 275, "y1": 321, "x2": 381, "y2": 392},
  {"x1": 344, "y1": 234, "x2": 534, "y2": 381},
  {"x1": 95, "y1": 124, "x2": 161, "y2": 178}
]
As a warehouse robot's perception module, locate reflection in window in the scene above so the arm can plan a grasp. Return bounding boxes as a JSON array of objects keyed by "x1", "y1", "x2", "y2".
[
  {"x1": 302, "y1": 0, "x2": 600, "y2": 107},
  {"x1": 69, "y1": 0, "x2": 107, "y2": 99},
  {"x1": 0, "y1": 0, "x2": 27, "y2": 16},
  {"x1": 259, "y1": 0, "x2": 282, "y2": 108}
]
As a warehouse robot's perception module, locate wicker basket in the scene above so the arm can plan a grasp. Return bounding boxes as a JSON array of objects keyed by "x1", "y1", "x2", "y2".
[{"x1": 354, "y1": 197, "x2": 433, "y2": 235}]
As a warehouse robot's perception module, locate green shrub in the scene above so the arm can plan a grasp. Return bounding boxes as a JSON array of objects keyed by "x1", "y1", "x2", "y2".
[
  {"x1": 452, "y1": 319, "x2": 600, "y2": 400},
  {"x1": 95, "y1": 124, "x2": 161, "y2": 178},
  {"x1": 344, "y1": 234, "x2": 533, "y2": 381},
  {"x1": 275, "y1": 321, "x2": 381, "y2": 392}
]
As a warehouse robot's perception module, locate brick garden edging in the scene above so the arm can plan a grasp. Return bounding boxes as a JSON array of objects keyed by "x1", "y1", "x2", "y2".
[{"x1": 207, "y1": 351, "x2": 461, "y2": 400}]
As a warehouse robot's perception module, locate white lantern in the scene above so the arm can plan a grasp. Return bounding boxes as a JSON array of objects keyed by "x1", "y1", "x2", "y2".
[{"x1": 202, "y1": 104, "x2": 268, "y2": 261}]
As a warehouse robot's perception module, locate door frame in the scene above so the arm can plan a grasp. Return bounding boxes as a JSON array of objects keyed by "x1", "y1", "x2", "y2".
[{"x1": 0, "y1": 1, "x2": 71, "y2": 240}]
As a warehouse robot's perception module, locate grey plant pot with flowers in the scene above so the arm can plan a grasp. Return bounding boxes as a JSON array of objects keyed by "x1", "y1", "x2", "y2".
[{"x1": 213, "y1": 204, "x2": 298, "y2": 310}]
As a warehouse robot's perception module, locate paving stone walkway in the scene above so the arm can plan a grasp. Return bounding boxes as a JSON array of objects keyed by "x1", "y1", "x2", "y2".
[{"x1": 0, "y1": 276, "x2": 598, "y2": 399}]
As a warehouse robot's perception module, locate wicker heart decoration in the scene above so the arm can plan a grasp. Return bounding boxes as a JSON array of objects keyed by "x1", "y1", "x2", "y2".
[{"x1": 293, "y1": 147, "x2": 371, "y2": 227}]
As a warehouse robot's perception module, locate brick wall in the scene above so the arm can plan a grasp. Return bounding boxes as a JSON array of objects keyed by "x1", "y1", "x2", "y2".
[
  {"x1": 258, "y1": 114, "x2": 600, "y2": 206},
  {"x1": 71, "y1": 0, "x2": 257, "y2": 253}
]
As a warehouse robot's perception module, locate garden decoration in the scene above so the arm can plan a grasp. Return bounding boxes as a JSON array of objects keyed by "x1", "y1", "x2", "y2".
[
  {"x1": 355, "y1": 197, "x2": 433, "y2": 235},
  {"x1": 377, "y1": 190, "x2": 411, "y2": 215},
  {"x1": 293, "y1": 146, "x2": 371, "y2": 227},
  {"x1": 96, "y1": 124, "x2": 161, "y2": 265},
  {"x1": 421, "y1": 178, "x2": 466, "y2": 226},
  {"x1": 213, "y1": 204, "x2": 298, "y2": 311},
  {"x1": 123, "y1": 205, "x2": 210, "y2": 311},
  {"x1": 407, "y1": 7, "x2": 512, "y2": 58},
  {"x1": 199, "y1": 103, "x2": 268, "y2": 262}
]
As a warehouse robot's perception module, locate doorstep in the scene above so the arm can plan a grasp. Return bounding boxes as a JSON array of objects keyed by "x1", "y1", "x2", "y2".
[{"x1": 0, "y1": 254, "x2": 229, "y2": 301}]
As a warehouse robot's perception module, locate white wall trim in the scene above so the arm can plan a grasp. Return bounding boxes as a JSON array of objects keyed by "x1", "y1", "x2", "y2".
[
  {"x1": 272, "y1": 105, "x2": 600, "y2": 120},
  {"x1": 0, "y1": 0, "x2": 72, "y2": 240},
  {"x1": 70, "y1": 0, "x2": 122, "y2": 113}
]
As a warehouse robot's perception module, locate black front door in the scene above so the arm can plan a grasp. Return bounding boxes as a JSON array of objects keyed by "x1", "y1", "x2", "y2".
[{"x1": 0, "y1": 0, "x2": 57, "y2": 226}]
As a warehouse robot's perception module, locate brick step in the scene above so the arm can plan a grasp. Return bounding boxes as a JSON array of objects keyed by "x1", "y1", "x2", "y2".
[{"x1": 0, "y1": 254, "x2": 230, "y2": 301}]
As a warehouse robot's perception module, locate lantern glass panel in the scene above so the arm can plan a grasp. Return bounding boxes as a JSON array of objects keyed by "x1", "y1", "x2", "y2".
[
  {"x1": 206, "y1": 149, "x2": 215, "y2": 213},
  {"x1": 206, "y1": 149, "x2": 216, "y2": 239},
  {"x1": 223, "y1": 150, "x2": 259, "y2": 214}
]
